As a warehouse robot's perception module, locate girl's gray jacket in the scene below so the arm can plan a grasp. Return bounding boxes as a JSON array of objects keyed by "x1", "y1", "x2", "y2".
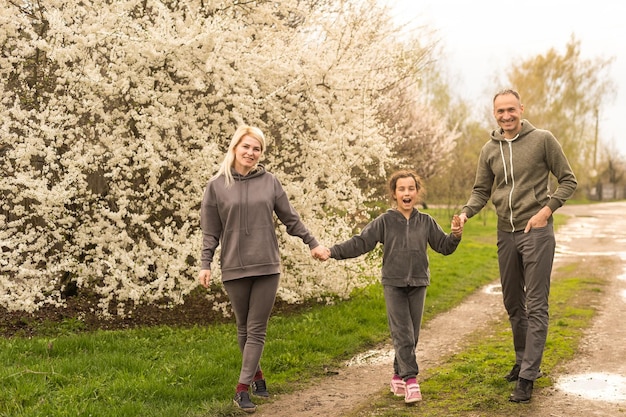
[
  {"x1": 329, "y1": 208, "x2": 460, "y2": 287},
  {"x1": 200, "y1": 165, "x2": 319, "y2": 281},
  {"x1": 461, "y1": 120, "x2": 577, "y2": 232}
]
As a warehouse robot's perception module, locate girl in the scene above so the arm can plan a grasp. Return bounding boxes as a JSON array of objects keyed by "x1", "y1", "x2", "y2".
[{"x1": 321, "y1": 169, "x2": 462, "y2": 403}]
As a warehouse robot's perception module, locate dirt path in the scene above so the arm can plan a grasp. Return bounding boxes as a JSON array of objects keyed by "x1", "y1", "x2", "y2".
[
  {"x1": 255, "y1": 202, "x2": 626, "y2": 417},
  {"x1": 531, "y1": 202, "x2": 626, "y2": 416}
]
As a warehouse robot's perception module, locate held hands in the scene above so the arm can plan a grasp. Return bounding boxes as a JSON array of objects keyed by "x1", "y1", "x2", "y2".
[
  {"x1": 451, "y1": 214, "x2": 463, "y2": 238},
  {"x1": 199, "y1": 246, "x2": 331, "y2": 289},
  {"x1": 311, "y1": 245, "x2": 331, "y2": 261}
]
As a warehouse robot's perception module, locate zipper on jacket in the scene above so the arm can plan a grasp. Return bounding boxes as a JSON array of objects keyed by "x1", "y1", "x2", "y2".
[
  {"x1": 406, "y1": 217, "x2": 412, "y2": 282},
  {"x1": 500, "y1": 139, "x2": 517, "y2": 232},
  {"x1": 237, "y1": 177, "x2": 246, "y2": 269}
]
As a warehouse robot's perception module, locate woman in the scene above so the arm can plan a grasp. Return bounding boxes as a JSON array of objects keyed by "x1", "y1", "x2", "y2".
[{"x1": 198, "y1": 125, "x2": 327, "y2": 413}]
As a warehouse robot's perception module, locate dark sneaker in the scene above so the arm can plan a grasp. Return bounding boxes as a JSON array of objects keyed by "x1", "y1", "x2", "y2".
[
  {"x1": 509, "y1": 377, "x2": 533, "y2": 403},
  {"x1": 504, "y1": 363, "x2": 521, "y2": 382},
  {"x1": 251, "y1": 379, "x2": 269, "y2": 398},
  {"x1": 233, "y1": 391, "x2": 256, "y2": 413}
]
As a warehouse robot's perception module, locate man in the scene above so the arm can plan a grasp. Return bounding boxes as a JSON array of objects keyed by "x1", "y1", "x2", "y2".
[{"x1": 459, "y1": 89, "x2": 577, "y2": 403}]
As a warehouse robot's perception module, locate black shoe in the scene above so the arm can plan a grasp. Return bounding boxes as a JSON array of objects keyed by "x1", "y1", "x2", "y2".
[
  {"x1": 504, "y1": 364, "x2": 521, "y2": 382},
  {"x1": 251, "y1": 379, "x2": 269, "y2": 398},
  {"x1": 233, "y1": 391, "x2": 256, "y2": 413},
  {"x1": 509, "y1": 377, "x2": 533, "y2": 403}
]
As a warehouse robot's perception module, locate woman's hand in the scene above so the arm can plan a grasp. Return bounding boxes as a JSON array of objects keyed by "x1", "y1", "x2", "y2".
[{"x1": 198, "y1": 269, "x2": 212, "y2": 288}]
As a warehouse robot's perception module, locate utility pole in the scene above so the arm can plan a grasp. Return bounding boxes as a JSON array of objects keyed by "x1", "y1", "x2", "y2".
[{"x1": 592, "y1": 108, "x2": 600, "y2": 200}]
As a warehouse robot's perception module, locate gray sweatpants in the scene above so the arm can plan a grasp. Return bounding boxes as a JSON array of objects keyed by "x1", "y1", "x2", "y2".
[
  {"x1": 497, "y1": 224, "x2": 555, "y2": 381},
  {"x1": 223, "y1": 274, "x2": 280, "y2": 386},
  {"x1": 384, "y1": 285, "x2": 427, "y2": 381}
]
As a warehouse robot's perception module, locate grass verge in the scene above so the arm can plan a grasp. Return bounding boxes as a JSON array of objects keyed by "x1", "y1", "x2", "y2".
[{"x1": 0, "y1": 209, "x2": 566, "y2": 417}]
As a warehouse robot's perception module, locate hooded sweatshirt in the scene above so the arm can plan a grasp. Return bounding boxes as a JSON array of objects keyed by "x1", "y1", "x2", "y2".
[
  {"x1": 462, "y1": 120, "x2": 577, "y2": 232},
  {"x1": 200, "y1": 164, "x2": 319, "y2": 281},
  {"x1": 329, "y1": 208, "x2": 460, "y2": 287}
]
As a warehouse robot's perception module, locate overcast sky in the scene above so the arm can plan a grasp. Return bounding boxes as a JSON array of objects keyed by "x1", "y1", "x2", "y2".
[{"x1": 387, "y1": 0, "x2": 625, "y2": 156}]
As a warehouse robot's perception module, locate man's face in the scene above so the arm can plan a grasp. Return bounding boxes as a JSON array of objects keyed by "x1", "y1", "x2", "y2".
[{"x1": 493, "y1": 93, "x2": 524, "y2": 137}]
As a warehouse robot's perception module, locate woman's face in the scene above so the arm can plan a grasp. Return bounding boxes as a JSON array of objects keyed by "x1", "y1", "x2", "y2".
[{"x1": 233, "y1": 134, "x2": 263, "y2": 175}]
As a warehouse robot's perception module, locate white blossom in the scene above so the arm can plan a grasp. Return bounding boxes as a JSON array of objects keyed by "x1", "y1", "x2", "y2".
[{"x1": 0, "y1": 0, "x2": 446, "y2": 316}]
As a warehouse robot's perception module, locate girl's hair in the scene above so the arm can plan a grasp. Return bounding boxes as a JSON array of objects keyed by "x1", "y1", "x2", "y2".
[
  {"x1": 212, "y1": 125, "x2": 266, "y2": 187},
  {"x1": 388, "y1": 169, "x2": 424, "y2": 204}
]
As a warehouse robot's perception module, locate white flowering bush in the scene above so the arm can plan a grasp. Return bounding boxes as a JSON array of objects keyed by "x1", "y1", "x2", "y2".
[{"x1": 0, "y1": 0, "x2": 446, "y2": 316}]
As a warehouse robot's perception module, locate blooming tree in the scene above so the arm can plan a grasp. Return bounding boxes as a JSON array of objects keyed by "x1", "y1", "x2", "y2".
[{"x1": 0, "y1": 0, "x2": 446, "y2": 316}]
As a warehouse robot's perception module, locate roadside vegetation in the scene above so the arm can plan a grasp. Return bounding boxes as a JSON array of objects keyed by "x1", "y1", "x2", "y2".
[
  {"x1": 2, "y1": 209, "x2": 606, "y2": 417},
  {"x1": 1, "y1": 208, "x2": 501, "y2": 417}
]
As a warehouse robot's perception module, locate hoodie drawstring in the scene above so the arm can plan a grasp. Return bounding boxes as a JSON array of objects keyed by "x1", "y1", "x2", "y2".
[
  {"x1": 499, "y1": 141, "x2": 508, "y2": 185},
  {"x1": 244, "y1": 180, "x2": 250, "y2": 236}
]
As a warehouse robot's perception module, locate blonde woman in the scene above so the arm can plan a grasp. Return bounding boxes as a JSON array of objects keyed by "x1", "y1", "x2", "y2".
[{"x1": 198, "y1": 125, "x2": 327, "y2": 413}]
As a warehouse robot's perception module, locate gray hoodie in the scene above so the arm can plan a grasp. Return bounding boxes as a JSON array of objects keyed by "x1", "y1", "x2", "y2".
[
  {"x1": 462, "y1": 120, "x2": 577, "y2": 232},
  {"x1": 329, "y1": 208, "x2": 460, "y2": 287},
  {"x1": 200, "y1": 164, "x2": 319, "y2": 281}
]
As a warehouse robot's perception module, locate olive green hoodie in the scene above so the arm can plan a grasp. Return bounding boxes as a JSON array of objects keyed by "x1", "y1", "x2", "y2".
[
  {"x1": 462, "y1": 120, "x2": 577, "y2": 232},
  {"x1": 200, "y1": 164, "x2": 319, "y2": 281}
]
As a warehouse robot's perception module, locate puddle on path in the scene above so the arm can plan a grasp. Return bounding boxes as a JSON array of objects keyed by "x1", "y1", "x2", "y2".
[
  {"x1": 483, "y1": 283, "x2": 502, "y2": 295},
  {"x1": 556, "y1": 373, "x2": 626, "y2": 403},
  {"x1": 345, "y1": 347, "x2": 394, "y2": 366},
  {"x1": 555, "y1": 248, "x2": 626, "y2": 258}
]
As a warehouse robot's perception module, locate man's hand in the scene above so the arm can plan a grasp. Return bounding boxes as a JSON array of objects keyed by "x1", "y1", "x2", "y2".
[{"x1": 524, "y1": 206, "x2": 552, "y2": 233}]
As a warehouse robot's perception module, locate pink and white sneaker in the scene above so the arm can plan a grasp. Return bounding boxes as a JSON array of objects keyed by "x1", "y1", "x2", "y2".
[
  {"x1": 404, "y1": 380, "x2": 422, "y2": 403},
  {"x1": 389, "y1": 376, "x2": 406, "y2": 396}
]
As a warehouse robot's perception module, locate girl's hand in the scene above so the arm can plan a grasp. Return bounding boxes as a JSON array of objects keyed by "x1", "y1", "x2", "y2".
[{"x1": 311, "y1": 245, "x2": 331, "y2": 261}]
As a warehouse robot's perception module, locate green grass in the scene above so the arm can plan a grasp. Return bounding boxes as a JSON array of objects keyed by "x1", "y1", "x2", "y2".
[{"x1": 0, "y1": 209, "x2": 586, "y2": 417}]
